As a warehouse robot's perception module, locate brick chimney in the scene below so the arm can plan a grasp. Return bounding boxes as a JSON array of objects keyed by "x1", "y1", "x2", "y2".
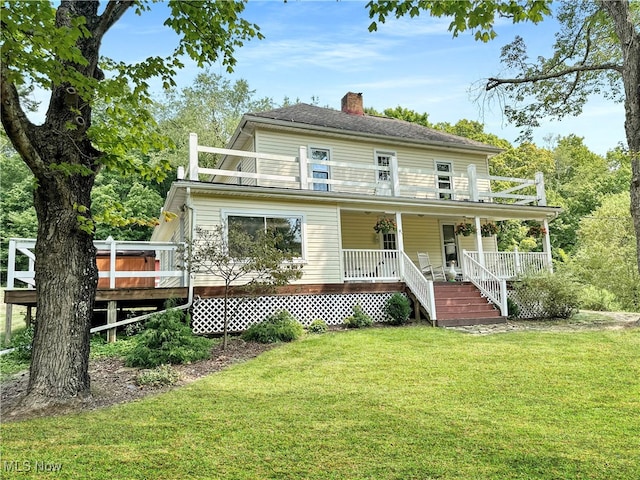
[{"x1": 341, "y1": 92, "x2": 364, "y2": 115}]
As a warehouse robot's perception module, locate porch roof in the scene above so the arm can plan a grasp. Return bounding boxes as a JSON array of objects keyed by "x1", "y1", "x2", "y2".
[{"x1": 154, "y1": 180, "x2": 561, "y2": 240}]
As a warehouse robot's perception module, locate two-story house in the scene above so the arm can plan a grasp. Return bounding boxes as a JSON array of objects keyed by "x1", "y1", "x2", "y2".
[{"x1": 151, "y1": 92, "x2": 560, "y2": 333}]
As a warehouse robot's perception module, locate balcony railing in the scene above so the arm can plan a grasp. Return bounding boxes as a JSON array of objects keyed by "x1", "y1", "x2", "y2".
[{"x1": 183, "y1": 133, "x2": 547, "y2": 206}]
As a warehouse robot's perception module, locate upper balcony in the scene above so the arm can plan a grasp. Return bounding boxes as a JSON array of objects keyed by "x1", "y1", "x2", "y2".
[{"x1": 182, "y1": 133, "x2": 547, "y2": 207}]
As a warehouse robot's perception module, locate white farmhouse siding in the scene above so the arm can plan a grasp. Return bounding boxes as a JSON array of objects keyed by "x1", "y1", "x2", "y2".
[
  {"x1": 402, "y1": 216, "x2": 446, "y2": 267},
  {"x1": 253, "y1": 127, "x2": 491, "y2": 199},
  {"x1": 190, "y1": 194, "x2": 342, "y2": 287}
]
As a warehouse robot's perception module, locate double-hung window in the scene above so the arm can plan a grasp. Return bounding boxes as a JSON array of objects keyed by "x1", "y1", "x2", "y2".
[
  {"x1": 310, "y1": 147, "x2": 330, "y2": 191},
  {"x1": 436, "y1": 161, "x2": 453, "y2": 199},
  {"x1": 375, "y1": 151, "x2": 394, "y2": 182},
  {"x1": 227, "y1": 214, "x2": 303, "y2": 258}
]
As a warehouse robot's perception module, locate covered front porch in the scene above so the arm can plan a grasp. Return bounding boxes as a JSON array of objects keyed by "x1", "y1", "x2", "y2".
[{"x1": 338, "y1": 207, "x2": 554, "y2": 323}]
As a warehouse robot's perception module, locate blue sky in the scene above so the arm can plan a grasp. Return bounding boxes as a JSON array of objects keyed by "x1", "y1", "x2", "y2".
[{"x1": 96, "y1": 1, "x2": 624, "y2": 154}]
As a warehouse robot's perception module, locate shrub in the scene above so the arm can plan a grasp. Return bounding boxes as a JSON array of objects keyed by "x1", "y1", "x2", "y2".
[
  {"x1": 514, "y1": 271, "x2": 580, "y2": 319},
  {"x1": 343, "y1": 304, "x2": 373, "y2": 329},
  {"x1": 307, "y1": 318, "x2": 328, "y2": 334},
  {"x1": 7, "y1": 325, "x2": 34, "y2": 362},
  {"x1": 384, "y1": 293, "x2": 411, "y2": 325},
  {"x1": 507, "y1": 297, "x2": 520, "y2": 318},
  {"x1": 125, "y1": 308, "x2": 213, "y2": 368},
  {"x1": 136, "y1": 364, "x2": 180, "y2": 387},
  {"x1": 578, "y1": 285, "x2": 621, "y2": 312},
  {"x1": 242, "y1": 310, "x2": 303, "y2": 343}
]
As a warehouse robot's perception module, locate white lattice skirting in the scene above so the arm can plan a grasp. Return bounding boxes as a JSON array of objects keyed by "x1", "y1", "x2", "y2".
[{"x1": 191, "y1": 292, "x2": 400, "y2": 334}]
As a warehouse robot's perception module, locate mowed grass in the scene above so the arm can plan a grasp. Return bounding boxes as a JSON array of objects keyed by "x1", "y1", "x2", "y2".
[{"x1": 2, "y1": 326, "x2": 639, "y2": 479}]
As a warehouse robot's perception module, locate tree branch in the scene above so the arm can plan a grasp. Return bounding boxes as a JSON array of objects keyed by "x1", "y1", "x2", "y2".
[
  {"x1": 486, "y1": 62, "x2": 623, "y2": 90},
  {"x1": 0, "y1": 63, "x2": 45, "y2": 176},
  {"x1": 94, "y1": 1, "x2": 134, "y2": 40}
]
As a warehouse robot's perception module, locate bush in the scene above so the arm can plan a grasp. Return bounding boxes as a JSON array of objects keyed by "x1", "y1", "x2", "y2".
[
  {"x1": 578, "y1": 285, "x2": 621, "y2": 312},
  {"x1": 7, "y1": 325, "x2": 34, "y2": 362},
  {"x1": 136, "y1": 364, "x2": 180, "y2": 387},
  {"x1": 384, "y1": 293, "x2": 411, "y2": 325},
  {"x1": 344, "y1": 304, "x2": 373, "y2": 329},
  {"x1": 514, "y1": 271, "x2": 580, "y2": 319},
  {"x1": 242, "y1": 310, "x2": 303, "y2": 343},
  {"x1": 507, "y1": 297, "x2": 520, "y2": 318},
  {"x1": 125, "y1": 308, "x2": 213, "y2": 368},
  {"x1": 307, "y1": 318, "x2": 328, "y2": 334}
]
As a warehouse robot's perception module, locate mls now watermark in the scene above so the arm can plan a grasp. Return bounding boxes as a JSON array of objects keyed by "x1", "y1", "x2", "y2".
[{"x1": 3, "y1": 460, "x2": 63, "y2": 473}]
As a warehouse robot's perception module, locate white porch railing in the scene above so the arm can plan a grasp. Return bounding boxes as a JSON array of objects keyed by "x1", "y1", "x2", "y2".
[
  {"x1": 465, "y1": 249, "x2": 551, "y2": 279},
  {"x1": 5, "y1": 237, "x2": 185, "y2": 290},
  {"x1": 342, "y1": 249, "x2": 400, "y2": 281},
  {"x1": 185, "y1": 133, "x2": 546, "y2": 206},
  {"x1": 341, "y1": 249, "x2": 436, "y2": 321},
  {"x1": 461, "y1": 252, "x2": 508, "y2": 317}
]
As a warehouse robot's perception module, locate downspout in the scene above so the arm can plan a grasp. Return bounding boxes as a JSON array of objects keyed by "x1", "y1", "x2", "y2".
[{"x1": 89, "y1": 187, "x2": 197, "y2": 335}]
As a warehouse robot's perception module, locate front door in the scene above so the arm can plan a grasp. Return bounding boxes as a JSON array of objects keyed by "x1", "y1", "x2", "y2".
[{"x1": 441, "y1": 224, "x2": 459, "y2": 268}]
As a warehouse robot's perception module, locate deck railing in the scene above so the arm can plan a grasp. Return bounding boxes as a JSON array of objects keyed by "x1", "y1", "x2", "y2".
[
  {"x1": 184, "y1": 133, "x2": 546, "y2": 206},
  {"x1": 6, "y1": 238, "x2": 185, "y2": 290},
  {"x1": 465, "y1": 249, "x2": 551, "y2": 279}
]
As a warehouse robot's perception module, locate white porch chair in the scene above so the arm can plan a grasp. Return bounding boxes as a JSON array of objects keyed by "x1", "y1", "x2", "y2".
[{"x1": 417, "y1": 252, "x2": 445, "y2": 281}]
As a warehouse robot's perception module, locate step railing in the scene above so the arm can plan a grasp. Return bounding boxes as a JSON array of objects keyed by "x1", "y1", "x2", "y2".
[
  {"x1": 461, "y1": 251, "x2": 508, "y2": 317},
  {"x1": 400, "y1": 251, "x2": 436, "y2": 321}
]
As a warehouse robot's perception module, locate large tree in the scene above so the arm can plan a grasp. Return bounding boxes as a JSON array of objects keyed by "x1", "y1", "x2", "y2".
[
  {"x1": 0, "y1": 1, "x2": 262, "y2": 411},
  {"x1": 367, "y1": 0, "x2": 640, "y2": 273}
]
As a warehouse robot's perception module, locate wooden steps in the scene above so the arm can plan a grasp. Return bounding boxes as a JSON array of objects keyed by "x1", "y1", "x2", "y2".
[{"x1": 433, "y1": 282, "x2": 505, "y2": 327}]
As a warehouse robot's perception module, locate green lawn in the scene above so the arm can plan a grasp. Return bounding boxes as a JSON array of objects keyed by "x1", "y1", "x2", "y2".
[{"x1": 2, "y1": 326, "x2": 639, "y2": 479}]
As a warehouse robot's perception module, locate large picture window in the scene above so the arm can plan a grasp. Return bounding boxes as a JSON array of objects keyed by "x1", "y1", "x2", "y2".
[{"x1": 227, "y1": 214, "x2": 303, "y2": 257}]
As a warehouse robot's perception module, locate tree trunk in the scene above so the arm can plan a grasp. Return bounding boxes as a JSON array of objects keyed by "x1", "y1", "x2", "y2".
[
  {"x1": 23, "y1": 153, "x2": 98, "y2": 409},
  {"x1": 601, "y1": 0, "x2": 640, "y2": 275}
]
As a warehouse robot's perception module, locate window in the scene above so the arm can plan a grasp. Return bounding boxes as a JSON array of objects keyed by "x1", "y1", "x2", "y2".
[
  {"x1": 436, "y1": 161, "x2": 453, "y2": 199},
  {"x1": 227, "y1": 214, "x2": 303, "y2": 257},
  {"x1": 310, "y1": 147, "x2": 330, "y2": 191},
  {"x1": 382, "y1": 232, "x2": 397, "y2": 251},
  {"x1": 376, "y1": 151, "x2": 394, "y2": 182}
]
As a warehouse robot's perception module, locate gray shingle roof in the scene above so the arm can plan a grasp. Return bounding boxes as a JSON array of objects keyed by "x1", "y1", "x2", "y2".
[{"x1": 245, "y1": 103, "x2": 501, "y2": 153}]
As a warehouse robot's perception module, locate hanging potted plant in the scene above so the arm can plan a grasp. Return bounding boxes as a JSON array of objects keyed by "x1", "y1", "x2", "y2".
[
  {"x1": 373, "y1": 217, "x2": 397, "y2": 234},
  {"x1": 454, "y1": 222, "x2": 476, "y2": 236},
  {"x1": 527, "y1": 223, "x2": 547, "y2": 238},
  {"x1": 480, "y1": 222, "x2": 499, "y2": 237}
]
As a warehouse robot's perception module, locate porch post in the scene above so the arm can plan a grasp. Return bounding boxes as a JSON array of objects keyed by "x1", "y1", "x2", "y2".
[
  {"x1": 474, "y1": 216, "x2": 484, "y2": 267},
  {"x1": 189, "y1": 132, "x2": 199, "y2": 181},
  {"x1": 467, "y1": 164, "x2": 479, "y2": 202},
  {"x1": 535, "y1": 172, "x2": 547, "y2": 206},
  {"x1": 542, "y1": 218, "x2": 553, "y2": 272},
  {"x1": 391, "y1": 155, "x2": 400, "y2": 197},
  {"x1": 7, "y1": 239, "x2": 16, "y2": 289},
  {"x1": 514, "y1": 246, "x2": 521, "y2": 275},
  {"x1": 108, "y1": 236, "x2": 116, "y2": 289},
  {"x1": 299, "y1": 146, "x2": 308, "y2": 190},
  {"x1": 395, "y1": 212, "x2": 405, "y2": 277}
]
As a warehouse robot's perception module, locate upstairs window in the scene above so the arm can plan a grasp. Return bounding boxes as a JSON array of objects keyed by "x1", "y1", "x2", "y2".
[
  {"x1": 436, "y1": 161, "x2": 453, "y2": 199},
  {"x1": 376, "y1": 151, "x2": 394, "y2": 182},
  {"x1": 310, "y1": 147, "x2": 330, "y2": 191}
]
